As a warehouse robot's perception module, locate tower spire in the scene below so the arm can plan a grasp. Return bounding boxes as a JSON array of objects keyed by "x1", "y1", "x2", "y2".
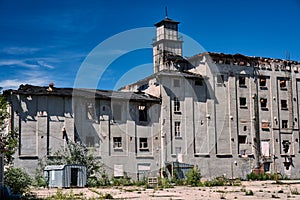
[{"x1": 165, "y1": 6, "x2": 168, "y2": 18}]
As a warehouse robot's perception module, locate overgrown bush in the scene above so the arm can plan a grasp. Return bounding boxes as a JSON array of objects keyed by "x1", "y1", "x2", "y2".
[
  {"x1": 4, "y1": 167, "x2": 32, "y2": 194},
  {"x1": 247, "y1": 172, "x2": 276, "y2": 181},
  {"x1": 202, "y1": 176, "x2": 227, "y2": 187},
  {"x1": 158, "y1": 177, "x2": 173, "y2": 188},
  {"x1": 185, "y1": 166, "x2": 201, "y2": 186}
]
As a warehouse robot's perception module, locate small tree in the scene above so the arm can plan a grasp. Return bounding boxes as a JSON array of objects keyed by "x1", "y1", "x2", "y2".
[
  {"x1": 4, "y1": 167, "x2": 32, "y2": 194},
  {"x1": 186, "y1": 165, "x2": 202, "y2": 186},
  {"x1": 36, "y1": 141, "x2": 104, "y2": 186}
]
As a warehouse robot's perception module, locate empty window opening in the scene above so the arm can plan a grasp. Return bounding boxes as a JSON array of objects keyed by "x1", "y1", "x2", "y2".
[
  {"x1": 282, "y1": 120, "x2": 288, "y2": 129},
  {"x1": 217, "y1": 74, "x2": 224, "y2": 84},
  {"x1": 174, "y1": 97, "x2": 180, "y2": 113},
  {"x1": 238, "y1": 135, "x2": 247, "y2": 144},
  {"x1": 243, "y1": 126, "x2": 247, "y2": 131},
  {"x1": 174, "y1": 121, "x2": 181, "y2": 137},
  {"x1": 240, "y1": 97, "x2": 247, "y2": 108},
  {"x1": 259, "y1": 77, "x2": 266, "y2": 87},
  {"x1": 260, "y1": 98, "x2": 267, "y2": 109},
  {"x1": 138, "y1": 105, "x2": 148, "y2": 122},
  {"x1": 139, "y1": 138, "x2": 148, "y2": 151},
  {"x1": 195, "y1": 79, "x2": 203, "y2": 86},
  {"x1": 239, "y1": 76, "x2": 246, "y2": 86},
  {"x1": 281, "y1": 100, "x2": 288, "y2": 110},
  {"x1": 280, "y1": 79, "x2": 287, "y2": 89},
  {"x1": 113, "y1": 137, "x2": 122, "y2": 149}
]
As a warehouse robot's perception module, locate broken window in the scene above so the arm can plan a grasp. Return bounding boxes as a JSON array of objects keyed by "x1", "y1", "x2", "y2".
[
  {"x1": 259, "y1": 77, "x2": 266, "y2": 87},
  {"x1": 113, "y1": 104, "x2": 122, "y2": 121},
  {"x1": 282, "y1": 140, "x2": 290, "y2": 153},
  {"x1": 216, "y1": 74, "x2": 224, "y2": 85},
  {"x1": 174, "y1": 121, "x2": 181, "y2": 137},
  {"x1": 281, "y1": 100, "x2": 288, "y2": 110},
  {"x1": 113, "y1": 137, "x2": 122, "y2": 149},
  {"x1": 282, "y1": 120, "x2": 288, "y2": 129},
  {"x1": 139, "y1": 138, "x2": 148, "y2": 151},
  {"x1": 238, "y1": 135, "x2": 247, "y2": 144},
  {"x1": 138, "y1": 105, "x2": 147, "y2": 122},
  {"x1": 239, "y1": 97, "x2": 247, "y2": 108},
  {"x1": 280, "y1": 79, "x2": 287, "y2": 89},
  {"x1": 260, "y1": 98, "x2": 267, "y2": 109},
  {"x1": 173, "y1": 79, "x2": 180, "y2": 87},
  {"x1": 239, "y1": 76, "x2": 246, "y2": 87},
  {"x1": 174, "y1": 97, "x2": 180, "y2": 113},
  {"x1": 261, "y1": 121, "x2": 270, "y2": 129}
]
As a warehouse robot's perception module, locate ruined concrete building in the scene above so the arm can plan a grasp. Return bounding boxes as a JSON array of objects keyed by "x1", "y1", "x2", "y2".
[{"x1": 5, "y1": 16, "x2": 300, "y2": 180}]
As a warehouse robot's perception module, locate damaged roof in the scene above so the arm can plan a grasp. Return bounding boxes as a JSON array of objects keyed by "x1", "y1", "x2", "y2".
[
  {"x1": 188, "y1": 52, "x2": 300, "y2": 64},
  {"x1": 5, "y1": 84, "x2": 160, "y2": 103}
]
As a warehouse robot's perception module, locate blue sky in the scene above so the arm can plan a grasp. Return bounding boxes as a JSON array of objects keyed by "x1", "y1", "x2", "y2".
[{"x1": 0, "y1": 0, "x2": 300, "y2": 90}]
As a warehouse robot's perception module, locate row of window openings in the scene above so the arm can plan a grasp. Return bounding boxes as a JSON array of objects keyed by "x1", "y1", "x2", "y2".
[
  {"x1": 86, "y1": 104, "x2": 148, "y2": 122},
  {"x1": 173, "y1": 79, "x2": 204, "y2": 88},
  {"x1": 113, "y1": 137, "x2": 149, "y2": 151},
  {"x1": 239, "y1": 76, "x2": 287, "y2": 88},
  {"x1": 239, "y1": 97, "x2": 288, "y2": 110}
]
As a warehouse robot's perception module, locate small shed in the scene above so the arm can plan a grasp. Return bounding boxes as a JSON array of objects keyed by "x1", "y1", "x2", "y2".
[{"x1": 44, "y1": 164, "x2": 86, "y2": 188}]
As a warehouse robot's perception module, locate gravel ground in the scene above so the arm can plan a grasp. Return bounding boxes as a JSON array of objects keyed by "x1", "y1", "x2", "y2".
[{"x1": 31, "y1": 180, "x2": 300, "y2": 199}]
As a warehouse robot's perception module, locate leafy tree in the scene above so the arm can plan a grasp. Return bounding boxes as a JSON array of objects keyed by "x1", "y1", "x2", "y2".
[
  {"x1": 36, "y1": 141, "x2": 104, "y2": 186},
  {"x1": 4, "y1": 167, "x2": 32, "y2": 194},
  {"x1": 0, "y1": 88, "x2": 18, "y2": 165}
]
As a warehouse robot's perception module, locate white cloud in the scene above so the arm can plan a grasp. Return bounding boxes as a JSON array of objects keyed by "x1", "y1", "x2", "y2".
[
  {"x1": 0, "y1": 47, "x2": 40, "y2": 55},
  {"x1": 0, "y1": 70, "x2": 51, "y2": 90},
  {"x1": 0, "y1": 60, "x2": 39, "y2": 68},
  {"x1": 37, "y1": 60, "x2": 55, "y2": 69}
]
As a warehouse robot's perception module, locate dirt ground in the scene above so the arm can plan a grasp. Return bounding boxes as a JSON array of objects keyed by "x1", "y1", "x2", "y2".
[{"x1": 31, "y1": 180, "x2": 300, "y2": 199}]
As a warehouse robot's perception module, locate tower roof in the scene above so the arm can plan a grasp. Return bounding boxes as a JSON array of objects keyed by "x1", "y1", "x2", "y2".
[{"x1": 154, "y1": 17, "x2": 180, "y2": 27}]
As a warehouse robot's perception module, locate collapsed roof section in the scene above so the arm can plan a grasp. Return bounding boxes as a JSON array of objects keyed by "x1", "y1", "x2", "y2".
[
  {"x1": 5, "y1": 84, "x2": 160, "y2": 103},
  {"x1": 189, "y1": 52, "x2": 300, "y2": 66}
]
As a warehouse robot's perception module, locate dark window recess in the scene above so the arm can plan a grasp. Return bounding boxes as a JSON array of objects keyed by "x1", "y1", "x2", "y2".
[
  {"x1": 280, "y1": 79, "x2": 287, "y2": 88},
  {"x1": 139, "y1": 105, "x2": 147, "y2": 122},
  {"x1": 259, "y1": 77, "x2": 266, "y2": 87},
  {"x1": 217, "y1": 74, "x2": 224, "y2": 84},
  {"x1": 174, "y1": 97, "x2": 180, "y2": 112},
  {"x1": 243, "y1": 126, "x2": 247, "y2": 131},
  {"x1": 195, "y1": 79, "x2": 203, "y2": 86},
  {"x1": 239, "y1": 76, "x2": 246, "y2": 86},
  {"x1": 174, "y1": 121, "x2": 181, "y2": 137},
  {"x1": 139, "y1": 138, "x2": 148, "y2": 150},
  {"x1": 282, "y1": 140, "x2": 290, "y2": 153},
  {"x1": 282, "y1": 120, "x2": 288, "y2": 129},
  {"x1": 113, "y1": 137, "x2": 122, "y2": 149},
  {"x1": 238, "y1": 135, "x2": 247, "y2": 144},
  {"x1": 240, "y1": 97, "x2": 247, "y2": 107},
  {"x1": 281, "y1": 100, "x2": 288, "y2": 110},
  {"x1": 260, "y1": 98, "x2": 267, "y2": 109},
  {"x1": 113, "y1": 104, "x2": 122, "y2": 121}
]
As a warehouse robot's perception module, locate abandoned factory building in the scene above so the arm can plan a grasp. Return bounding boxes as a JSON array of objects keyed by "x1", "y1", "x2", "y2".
[{"x1": 5, "y1": 16, "x2": 300, "y2": 180}]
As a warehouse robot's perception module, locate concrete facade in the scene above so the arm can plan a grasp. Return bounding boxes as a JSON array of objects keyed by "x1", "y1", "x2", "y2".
[{"x1": 5, "y1": 17, "x2": 300, "y2": 180}]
